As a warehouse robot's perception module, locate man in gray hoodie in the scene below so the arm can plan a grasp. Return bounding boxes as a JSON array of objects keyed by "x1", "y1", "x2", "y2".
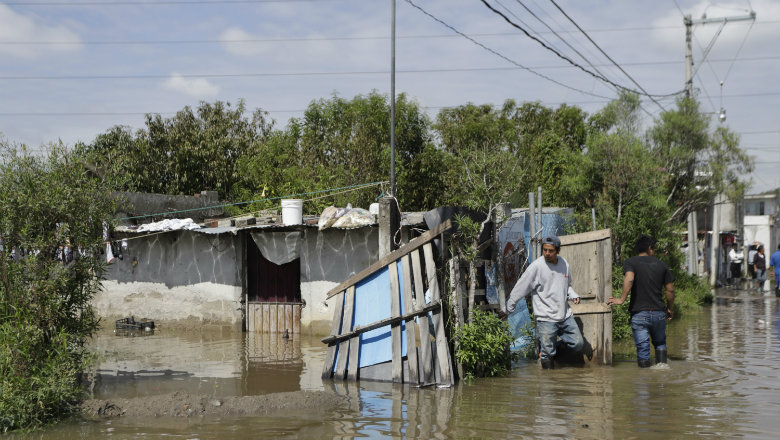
[{"x1": 499, "y1": 235, "x2": 583, "y2": 369}]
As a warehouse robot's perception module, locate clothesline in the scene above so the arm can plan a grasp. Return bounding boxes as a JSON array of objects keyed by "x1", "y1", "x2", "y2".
[
  {"x1": 107, "y1": 181, "x2": 388, "y2": 244},
  {"x1": 118, "y1": 181, "x2": 388, "y2": 221}
]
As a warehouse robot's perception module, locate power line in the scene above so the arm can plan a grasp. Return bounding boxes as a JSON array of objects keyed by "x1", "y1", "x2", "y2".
[
  {"x1": 479, "y1": 0, "x2": 683, "y2": 100},
  {"x1": 509, "y1": 0, "x2": 613, "y2": 83},
  {"x1": 547, "y1": 0, "x2": 666, "y2": 112},
  {"x1": 402, "y1": 0, "x2": 612, "y2": 99}
]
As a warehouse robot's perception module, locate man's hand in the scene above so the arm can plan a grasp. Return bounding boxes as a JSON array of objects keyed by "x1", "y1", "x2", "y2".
[
  {"x1": 666, "y1": 307, "x2": 674, "y2": 321},
  {"x1": 606, "y1": 297, "x2": 624, "y2": 306},
  {"x1": 496, "y1": 309, "x2": 508, "y2": 320}
]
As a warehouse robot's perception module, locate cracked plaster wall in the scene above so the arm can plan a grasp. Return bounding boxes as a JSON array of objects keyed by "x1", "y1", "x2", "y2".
[
  {"x1": 299, "y1": 227, "x2": 379, "y2": 335},
  {"x1": 96, "y1": 226, "x2": 379, "y2": 334},
  {"x1": 96, "y1": 230, "x2": 244, "y2": 330}
]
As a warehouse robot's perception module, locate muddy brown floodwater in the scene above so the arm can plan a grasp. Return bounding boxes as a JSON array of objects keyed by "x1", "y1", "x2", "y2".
[{"x1": 7, "y1": 288, "x2": 779, "y2": 439}]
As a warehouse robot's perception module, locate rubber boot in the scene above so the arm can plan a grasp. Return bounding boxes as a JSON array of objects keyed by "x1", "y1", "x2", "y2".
[
  {"x1": 655, "y1": 348, "x2": 668, "y2": 365},
  {"x1": 540, "y1": 358, "x2": 555, "y2": 370},
  {"x1": 637, "y1": 359, "x2": 653, "y2": 368}
]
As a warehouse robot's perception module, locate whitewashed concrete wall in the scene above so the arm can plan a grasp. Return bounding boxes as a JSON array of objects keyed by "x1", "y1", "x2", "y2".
[
  {"x1": 96, "y1": 226, "x2": 378, "y2": 334},
  {"x1": 299, "y1": 227, "x2": 378, "y2": 335},
  {"x1": 96, "y1": 230, "x2": 244, "y2": 331}
]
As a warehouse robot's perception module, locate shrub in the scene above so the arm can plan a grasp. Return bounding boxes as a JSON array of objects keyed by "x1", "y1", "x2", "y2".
[
  {"x1": 455, "y1": 309, "x2": 514, "y2": 381},
  {"x1": 0, "y1": 142, "x2": 113, "y2": 431}
]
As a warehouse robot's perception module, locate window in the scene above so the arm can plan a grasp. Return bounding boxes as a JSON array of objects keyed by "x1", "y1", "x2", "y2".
[{"x1": 745, "y1": 201, "x2": 765, "y2": 216}]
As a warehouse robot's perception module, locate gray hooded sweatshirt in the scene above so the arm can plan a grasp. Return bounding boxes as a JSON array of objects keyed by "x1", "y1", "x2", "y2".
[{"x1": 504, "y1": 255, "x2": 579, "y2": 322}]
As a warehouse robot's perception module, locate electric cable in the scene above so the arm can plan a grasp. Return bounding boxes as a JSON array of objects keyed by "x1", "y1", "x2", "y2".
[
  {"x1": 403, "y1": 0, "x2": 612, "y2": 99},
  {"x1": 547, "y1": 0, "x2": 667, "y2": 113},
  {"x1": 511, "y1": 0, "x2": 613, "y2": 82},
  {"x1": 479, "y1": 0, "x2": 684, "y2": 100}
]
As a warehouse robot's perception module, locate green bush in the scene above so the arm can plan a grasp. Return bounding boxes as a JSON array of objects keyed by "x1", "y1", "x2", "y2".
[
  {"x1": 0, "y1": 143, "x2": 113, "y2": 431},
  {"x1": 455, "y1": 310, "x2": 514, "y2": 381},
  {"x1": 0, "y1": 324, "x2": 85, "y2": 431}
]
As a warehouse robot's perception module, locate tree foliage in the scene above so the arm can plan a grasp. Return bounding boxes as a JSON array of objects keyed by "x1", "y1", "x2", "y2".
[
  {"x1": 77, "y1": 100, "x2": 272, "y2": 198},
  {"x1": 649, "y1": 97, "x2": 754, "y2": 223},
  {"x1": 0, "y1": 141, "x2": 114, "y2": 431}
]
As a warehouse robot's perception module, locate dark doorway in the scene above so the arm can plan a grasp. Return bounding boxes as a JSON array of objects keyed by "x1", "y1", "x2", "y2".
[{"x1": 246, "y1": 235, "x2": 301, "y2": 303}]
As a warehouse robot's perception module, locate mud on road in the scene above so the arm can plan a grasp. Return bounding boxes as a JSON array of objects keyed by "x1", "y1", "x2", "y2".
[{"x1": 80, "y1": 390, "x2": 347, "y2": 419}]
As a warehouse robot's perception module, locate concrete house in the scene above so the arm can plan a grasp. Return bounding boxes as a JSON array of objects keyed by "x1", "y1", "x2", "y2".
[{"x1": 95, "y1": 192, "x2": 427, "y2": 335}]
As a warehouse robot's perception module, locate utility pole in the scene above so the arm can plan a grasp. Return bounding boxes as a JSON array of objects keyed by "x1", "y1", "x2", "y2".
[
  {"x1": 390, "y1": 0, "x2": 396, "y2": 198},
  {"x1": 683, "y1": 10, "x2": 755, "y2": 278}
]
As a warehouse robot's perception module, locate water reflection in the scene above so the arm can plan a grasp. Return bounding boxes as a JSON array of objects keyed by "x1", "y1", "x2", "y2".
[{"x1": 14, "y1": 290, "x2": 779, "y2": 439}]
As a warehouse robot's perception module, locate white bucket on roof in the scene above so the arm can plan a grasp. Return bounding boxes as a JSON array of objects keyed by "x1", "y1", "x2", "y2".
[{"x1": 281, "y1": 199, "x2": 303, "y2": 225}]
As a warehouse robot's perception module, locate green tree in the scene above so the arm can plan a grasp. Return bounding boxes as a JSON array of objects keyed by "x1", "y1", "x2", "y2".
[
  {"x1": 0, "y1": 141, "x2": 115, "y2": 431},
  {"x1": 293, "y1": 91, "x2": 439, "y2": 211},
  {"x1": 78, "y1": 100, "x2": 272, "y2": 199},
  {"x1": 648, "y1": 97, "x2": 753, "y2": 223}
]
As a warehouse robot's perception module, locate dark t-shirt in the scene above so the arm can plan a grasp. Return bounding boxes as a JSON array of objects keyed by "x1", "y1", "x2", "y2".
[
  {"x1": 623, "y1": 255, "x2": 674, "y2": 313},
  {"x1": 755, "y1": 253, "x2": 766, "y2": 270}
]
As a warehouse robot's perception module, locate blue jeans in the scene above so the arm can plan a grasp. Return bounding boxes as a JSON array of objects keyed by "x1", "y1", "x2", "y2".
[
  {"x1": 536, "y1": 315, "x2": 584, "y2": 360},
  {"x1": 631, "y1": 310, "x2": 667, "y2": 361}
]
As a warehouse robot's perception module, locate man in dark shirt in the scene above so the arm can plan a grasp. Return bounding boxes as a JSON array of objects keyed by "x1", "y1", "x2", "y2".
[{"x1": 607, "y1": 235, "x2": 675, "y2": 367}]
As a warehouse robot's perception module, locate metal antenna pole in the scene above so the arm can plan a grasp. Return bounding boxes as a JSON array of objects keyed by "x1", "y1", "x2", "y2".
[{"x1": 390, "y1": 0, "x2": 396, "y2": 197}]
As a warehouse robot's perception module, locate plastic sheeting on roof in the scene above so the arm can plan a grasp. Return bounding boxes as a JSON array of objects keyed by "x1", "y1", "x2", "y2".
[{"x1": 250, "y1": 231, "x2": 302, "y2": 266}]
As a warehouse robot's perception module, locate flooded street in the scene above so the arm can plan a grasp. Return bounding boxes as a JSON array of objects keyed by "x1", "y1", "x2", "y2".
[{"x1": 12, "y1": 288, "x2": 780, "y2": 439}]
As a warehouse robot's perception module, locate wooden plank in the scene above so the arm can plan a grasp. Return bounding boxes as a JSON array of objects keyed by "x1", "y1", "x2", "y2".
[
  {"x1": 321, "y1": 301, "x2": 441, "y2": 345},
  {"x1": 321, "y1": 291, "x2": 345, "y2": 379},
  {"x1": 270, "y1": 303, "x2": 278, "y2": 334},
  {"x1": 596, "y1": 241, "x2": 612, "y2": 302},
  {"x1": 423, "y1": 243, "x2": 452, "y2": 386},
  {"x1": 285, "y1": 304, "x2": 293, "y2": 334},
  {"x1": 334, "y1": 286, "x2": 356, "y2": 379},
  {"x1": 326, "y1": 220, "x2": 453, "y2": 299},
  {"x1": 262, "y1": 304, "x2": 270, "y2": 334},
  {"x1": 412, "y1": 249, "x2": 434, "y2": 385},
  {"x1": 558, "y1": 228, "x2": 611, "y2": 246},
  {"x1": 294, "y1": 304, "x2": 302, "y2": 334},
  {"x1": 401, "y1": 254, "x2": 420, "y2": 384},
  {"x1": 346, "y1": 335, "x2": 360, "y2": 381},
  {"x1": 389, "y1": 261, "x2": 403, "y2": 383}
]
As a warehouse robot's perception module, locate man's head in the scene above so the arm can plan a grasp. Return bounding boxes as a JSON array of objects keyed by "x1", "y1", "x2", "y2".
[
  {"x1": 542, "y1": 236, "x2": 561, "y2": 263},
  {"x1": 635, "y1": 235, "x2": 656, "y2": 255},
  {"x1": 732, "y1": 243, "x2": 738, "y2": 249},
  {"x1": 758, "y1": 245, "x2": 764, "y2": 253}
]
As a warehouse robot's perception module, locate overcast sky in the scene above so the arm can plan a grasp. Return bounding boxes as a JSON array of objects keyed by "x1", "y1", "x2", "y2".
[{"x1": 1, "y1": 0, "x2": 777, "y2": 193}]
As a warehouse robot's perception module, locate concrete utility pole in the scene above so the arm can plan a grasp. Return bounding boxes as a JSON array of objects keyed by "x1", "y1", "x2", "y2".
[{"x1": 683, "y1": 10, "x2": 755, "y2": 277}]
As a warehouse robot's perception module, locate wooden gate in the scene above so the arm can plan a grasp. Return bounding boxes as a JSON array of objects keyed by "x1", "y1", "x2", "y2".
[{"x1": 321, "y1": 220, "x2": 454, "y2": 386}]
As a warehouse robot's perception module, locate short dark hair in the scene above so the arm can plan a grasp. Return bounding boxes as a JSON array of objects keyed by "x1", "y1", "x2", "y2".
[
  {"x1": 635, "y1": 235, "x2": 655, "y2": 254},
  {"x1": 777, "y1": 244, "x2": 780, "y2": 250}
]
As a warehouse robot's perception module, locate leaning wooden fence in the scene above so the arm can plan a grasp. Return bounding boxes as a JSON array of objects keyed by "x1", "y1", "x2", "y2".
[{"x1": 321, "y1": 220, "x2": 454, "y2": 386}]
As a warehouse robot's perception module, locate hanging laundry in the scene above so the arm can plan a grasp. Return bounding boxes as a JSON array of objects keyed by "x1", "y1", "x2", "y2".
[{"x1": 106, "y1": 242, "x2": 115, "y2": 264}]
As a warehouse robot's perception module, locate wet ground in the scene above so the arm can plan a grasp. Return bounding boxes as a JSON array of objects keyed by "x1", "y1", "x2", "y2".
[{"x1": 9, "y1": 287, "x2": 780, "y2": 439}]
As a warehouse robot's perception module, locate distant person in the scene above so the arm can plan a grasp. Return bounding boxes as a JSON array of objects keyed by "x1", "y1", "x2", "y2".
[
  {"x1": 728, "y1": 243, "x2": 744, "y2": 288},
  {"x1": 499, "y1": 235, "x2": 583, "y2": 370},
  {"x1": 770, "y1": 245, "x2": 780, "y2": 297},
  {"x1": 607, "y1": 235, "x2": 674, "y2": 368},
  {"x1": 747, "y1": 242, "x2": 759, "y2": 281},
  {"x1": 754, "y1": 245, "x2": 767, "y2": 292}
]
